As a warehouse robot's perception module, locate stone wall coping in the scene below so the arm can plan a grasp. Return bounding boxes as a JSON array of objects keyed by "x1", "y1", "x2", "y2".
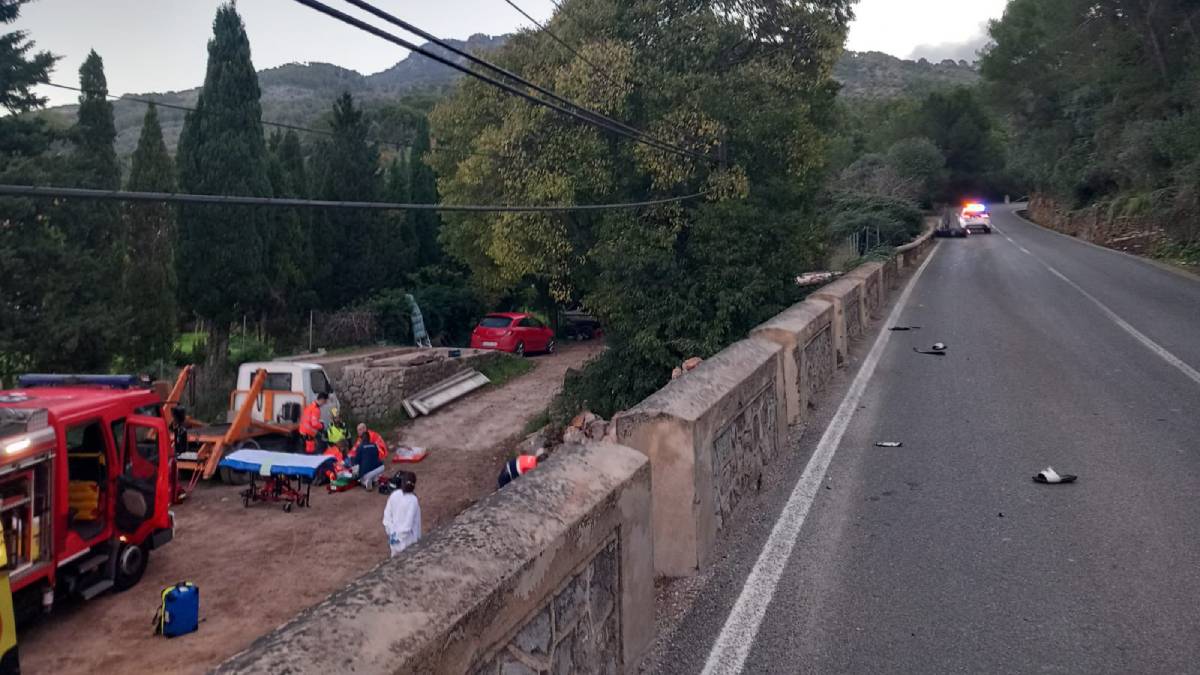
[
  {"x1": 843, "y1": 261, "x2": 884, "y2": 279},
  {"x1": 752, "y1": 298, "x2": 832, "y2": 336},
  {"x1": 624, "y1": 338, "x2": 781, "y2": 423},
  {"x1": 895, "y1": 220, "x2": 936, "y2": 253},
  {"x1": 810, "y1": 275, "x2": 864, "y2": 300},
  {"x1": 214, "y1": 442, "x2": 650, "y2": 675}
]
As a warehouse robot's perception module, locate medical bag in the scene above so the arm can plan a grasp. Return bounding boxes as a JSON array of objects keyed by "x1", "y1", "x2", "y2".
[{"x1": 153, "y1": 582, "x2": 199, "y2": 638}]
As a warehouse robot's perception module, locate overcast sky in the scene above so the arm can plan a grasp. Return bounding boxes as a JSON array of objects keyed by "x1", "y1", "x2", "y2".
[{"x1": 21, "y1": 0, "x2": 1009, "y2": 107}]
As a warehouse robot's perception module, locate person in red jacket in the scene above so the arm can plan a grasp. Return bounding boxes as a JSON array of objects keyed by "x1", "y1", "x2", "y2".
[
  {"x1": 348, "y1": 423, "x2": 389, "y2": 489},
  {"x1": 298, "y1": 392, "x2": 329, "y2": 454}
]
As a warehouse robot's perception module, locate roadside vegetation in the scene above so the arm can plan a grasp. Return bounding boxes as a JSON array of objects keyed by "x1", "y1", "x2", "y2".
[{"x1": 980, "y1": 0, "x2": 1200, "y2": 263}]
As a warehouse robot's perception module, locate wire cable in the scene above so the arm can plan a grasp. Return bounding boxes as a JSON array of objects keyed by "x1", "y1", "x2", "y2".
[
  {"x1": 290, "y1": 0, "x2": 709, "y2": 162},
  {"x1": 337, "y1": 0, "x2": 700, "y2": 162},
  {"x1": 0, "y1": 183, "x2": 707, "y2": 213},
  {"x1": 499, "y1": 0, "x2": 703, "y2": 147}
]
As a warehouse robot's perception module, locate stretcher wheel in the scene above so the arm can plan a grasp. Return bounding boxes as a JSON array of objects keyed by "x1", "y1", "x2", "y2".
[{"x1": 283, "y1": 501, "x2": 292, "y2": 513}]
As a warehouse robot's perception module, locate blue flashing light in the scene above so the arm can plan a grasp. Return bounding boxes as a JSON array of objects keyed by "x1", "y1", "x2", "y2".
[{"x1": 18, "y1": 374, "x2": 140, "y2": 389}]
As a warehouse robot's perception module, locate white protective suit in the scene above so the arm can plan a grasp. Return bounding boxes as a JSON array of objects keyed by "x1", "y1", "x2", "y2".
[{"x1": 383, "y1": 490, "x2": 422, "y2": 557}]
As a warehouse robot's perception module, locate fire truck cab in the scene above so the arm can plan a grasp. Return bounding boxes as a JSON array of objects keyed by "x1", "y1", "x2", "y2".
[{"x1": 0, "y1": 375, "x2": 175, "y2": 614}]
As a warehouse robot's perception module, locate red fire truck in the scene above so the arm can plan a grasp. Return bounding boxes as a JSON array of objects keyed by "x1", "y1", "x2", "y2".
[{"x1": 0, "y1": 374, "x2": 175, "y2": 615}]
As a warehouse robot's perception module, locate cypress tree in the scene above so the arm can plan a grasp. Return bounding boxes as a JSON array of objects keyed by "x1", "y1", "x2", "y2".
[
  {"x1": 314, "y1": 92, "x2": 387, "y2": 307},
  {"x1": 123, "y1": 103, "x2": 178, "y2": 367},
  {"x1": 74, "y1": 50, "x2": 119, "y2": 190},
  {"x1": 266, "y1": 129, "x2": 316, "y2": 315},
  {"x1": 408, "y1": 115, "x2": 442, "y2": 267},
  {"x1": 176, "y1": 3, "x2": 272, "y2": 356},
  {"x1": 56, "y1": 49, "x2": 124, "y2": 369},
  {"x1": 383, "y1": 153, "x2": 418, "y2": 281}
]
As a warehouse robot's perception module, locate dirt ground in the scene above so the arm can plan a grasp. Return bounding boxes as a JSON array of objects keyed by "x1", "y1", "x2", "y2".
[{"x1": 19, "y1": 340, "x2": 604, "y2": 674}]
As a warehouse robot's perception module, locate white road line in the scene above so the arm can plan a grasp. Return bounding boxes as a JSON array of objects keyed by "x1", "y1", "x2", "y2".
[
  {"x1": 1003, "y1": 232, "x2": 1200, "y2": 387},
  {"x1": 700, "y1": 244, "x2": 941, "y2": 675}
]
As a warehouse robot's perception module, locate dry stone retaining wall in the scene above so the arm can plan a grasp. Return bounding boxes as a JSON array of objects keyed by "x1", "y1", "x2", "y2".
[{"x1": 338, "y1": 351, "x2": 500, "y2": 419}]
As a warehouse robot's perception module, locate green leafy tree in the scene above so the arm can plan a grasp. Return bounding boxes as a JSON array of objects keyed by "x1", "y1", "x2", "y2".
[
  {"x1": 123, "y1": 103, "x2": 178, "y2": 367},
  {"x1": 980, "y1": 0, "x2": 1200, "y2": 252},
  {"x1": 886, "y1": 137, "x2": 946, "y2": 207},
  {"x1": 176, "y1": 3, "x2": 272, "y2": 354},
  {"x1": 312, "y1": 92, "x2": 389, "y2": 308},
  {"x1": 430, "y1": 0, "x2": 854, "y2": 416}
]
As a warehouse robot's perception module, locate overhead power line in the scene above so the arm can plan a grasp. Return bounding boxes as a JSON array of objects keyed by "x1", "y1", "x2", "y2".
[
  {"x1": 43, "y1": 81, "x2": 516, "y2": 162},
  {"x1": 0, "y1": 184, "x2": 707, "y2": 213},
  {"x1": 335, "y1": 0, "x2": 701, "y2": 162},
  {"x1": 290, "y1": 0, "x2": 711, "y2": 162}
]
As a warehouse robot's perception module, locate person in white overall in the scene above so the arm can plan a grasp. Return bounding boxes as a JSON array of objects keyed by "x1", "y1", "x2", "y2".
[{"x1": 383, "y1": 471, "x2": 421, "y2": 557}]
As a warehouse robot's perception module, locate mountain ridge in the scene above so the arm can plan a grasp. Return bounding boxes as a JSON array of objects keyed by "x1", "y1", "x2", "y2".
[{"x1": 38, "y1": 38, "x2": 979, "y2": 157}]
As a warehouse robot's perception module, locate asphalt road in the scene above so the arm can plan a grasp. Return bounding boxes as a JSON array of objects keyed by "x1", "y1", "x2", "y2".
[{"x1": 652, "y1": 205, "x2": 1200, "y2": 674}]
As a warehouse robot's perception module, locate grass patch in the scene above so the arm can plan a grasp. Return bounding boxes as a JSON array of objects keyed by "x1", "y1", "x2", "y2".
[
  {"x1": 478, "y1": 354, "x2": 535, "y2": 388},
  {"x1": 366, "y1": 407, "x2": 411, "y2": 435},
  {"x1": 176, "y1": 332, "x2": 206, "y2": 355},
  {"x1": 523, "y1": 408, "x2": 551, "y2": 435}
]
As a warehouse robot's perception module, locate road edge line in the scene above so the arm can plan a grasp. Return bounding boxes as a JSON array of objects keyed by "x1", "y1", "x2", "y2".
[
  {"x1": 700, "y1": 243, "x2": 941, "y2": 675},
  {"x1": 1007, "y1": 205, "x2": 1200, "y2": 285},
  {"x1": 998, "y1": 235, "x2": 1200, "y2": 388}
]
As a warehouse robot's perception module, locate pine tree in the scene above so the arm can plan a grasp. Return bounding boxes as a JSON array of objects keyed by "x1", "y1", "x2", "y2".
[
  {"x1": 0, "y1": 0, "x2": 61, "y2": 379},
  {"x1": 408, "y1": 115, "x2": 442, "y2": 267},
  {"x1": 313, "y1": 92, "x2": 387, "y2": 307},
  {"x1": 0, "y1": 0, "x2": 56, "y2": 115},
  {"x1": 176, "y1": 3, "x2": 272, "y2": 355},
  {"x1": 123, "y1": 103, "x2": 178, "y2": 367}
]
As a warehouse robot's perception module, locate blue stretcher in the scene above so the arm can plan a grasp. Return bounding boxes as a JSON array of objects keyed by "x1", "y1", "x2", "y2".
[{"x1": 220, "y1": 450, "x2": 334, "y2": 512}]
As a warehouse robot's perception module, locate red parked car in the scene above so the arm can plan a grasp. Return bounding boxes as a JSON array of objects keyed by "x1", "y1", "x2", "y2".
[{"x1": 470, "y1": 313, "x2": 555, "y2": 356}]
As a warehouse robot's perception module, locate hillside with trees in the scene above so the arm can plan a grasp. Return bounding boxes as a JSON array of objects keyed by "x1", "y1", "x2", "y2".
[
  {"x1": 34, "y1": 40, "x2": 972, "y2": 159},
  {"x1": 981, "y1": 0, "x2": 1200, "y2": 260}
]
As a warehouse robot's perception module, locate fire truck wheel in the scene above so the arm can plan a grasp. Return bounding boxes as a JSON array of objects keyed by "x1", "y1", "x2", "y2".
[{"x1": 114, "y1": 543, "x2": 149, "y2": 591}]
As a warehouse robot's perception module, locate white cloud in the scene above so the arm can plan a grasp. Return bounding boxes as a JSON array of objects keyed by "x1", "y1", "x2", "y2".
[
  {"x1": 847, "y1": 0, "x2": 1006, "y2": 60},
  {"x1": 908, "y1": 22, "x2": 992, "y2": 63}
]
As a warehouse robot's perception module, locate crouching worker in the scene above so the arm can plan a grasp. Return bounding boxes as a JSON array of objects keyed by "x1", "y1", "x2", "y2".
[
  {"x1": 383, "y1": 471, "x2": 420, "y2": 557},
  {"x1": 497, "y1": 448, "x2": 547, "y2": 489},
  {"x1": 349, "y1": 423, "x2": 388, "y2": 490}
]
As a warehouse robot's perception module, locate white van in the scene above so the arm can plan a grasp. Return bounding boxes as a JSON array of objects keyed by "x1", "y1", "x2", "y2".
[{"x1": 230, "y1": 362, "x2": 341, "y2": 427}]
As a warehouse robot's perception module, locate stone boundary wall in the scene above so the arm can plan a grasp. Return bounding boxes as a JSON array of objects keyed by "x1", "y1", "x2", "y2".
[
  {"x1": 215, "y1": 442, "x2": 653, "y2": 675},
  {"x1": 1026, "y1": 194, "x2": 1165, "y2": 254},
  {"x1": 612, "y1": 338, "x2": 786, "y2": 576},
  {"x1": 749, "y1": 299, "x2": 834, "y2": 426},
  {"x1": 810, "y1": 277, "x2": 866, "y2": 365},
  {"x1": 339, "y1": 351, "x2": 500, "y2": 419},
  {"x1": 845, "y1": 262, "x2": 884, "y2": 320}
]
